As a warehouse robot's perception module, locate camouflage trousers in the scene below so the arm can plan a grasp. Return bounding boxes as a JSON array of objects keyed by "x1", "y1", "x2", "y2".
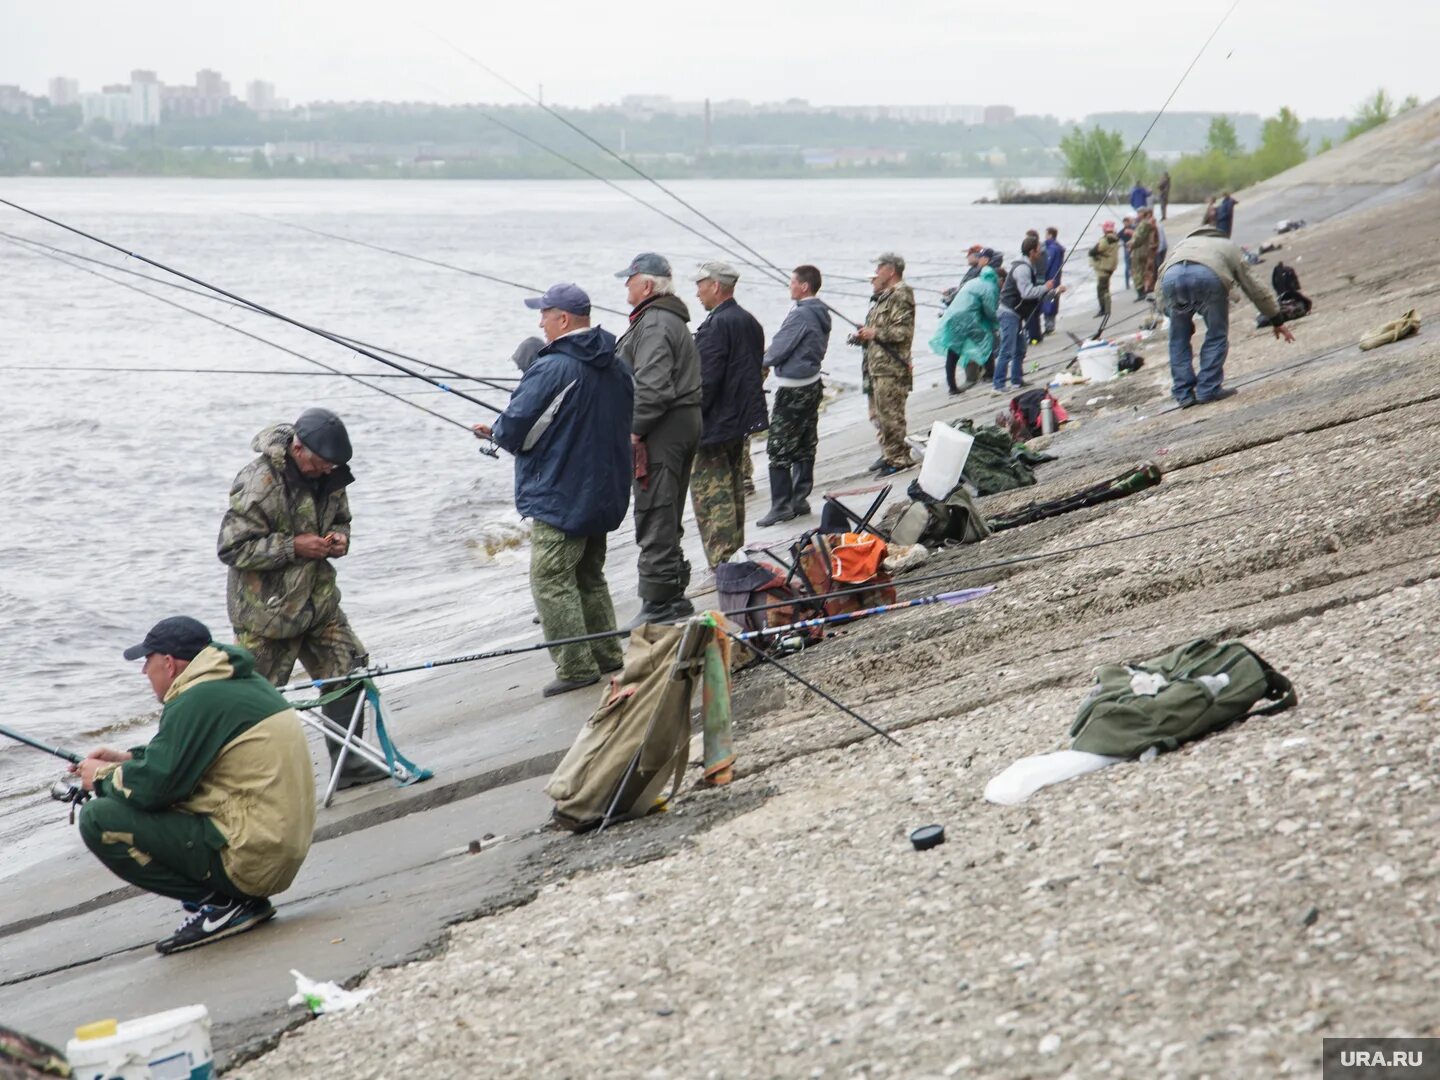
[
  {"x1": 741, "y1": 436, "x2": 755, "y2": 492},
  {"x1": 690, "y1": 438, "x2": 747, "y2": 568},
  {"x1": 1132, "y1": 247, "x2": 1157, "y2": 294},
  {"x1": 1096, "y1": 272, "x2": 1113, "y2": 317},
  {"x1": 766, "y1": 381, "x2": 822, "y2": 468},
  {"x1": 236, "y1": 611, "x2": 376, "y2": 765},
  {"x1": 530, "y1": 520, "x2": 625, "y2": 681},
  {"x1": 870, "y1": 375, "x2": 913, "y2": 468},
  {"x1": 237, "y1": 609, "x2": 367, "y2": 687}
]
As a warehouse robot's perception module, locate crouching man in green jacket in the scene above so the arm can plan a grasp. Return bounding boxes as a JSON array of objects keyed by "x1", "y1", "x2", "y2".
[{"x1": 75, "y1": 616, "x2": 317, "y2": 955}]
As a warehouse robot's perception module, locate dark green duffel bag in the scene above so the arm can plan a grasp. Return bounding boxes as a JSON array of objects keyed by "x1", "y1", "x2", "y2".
[{"x1": 1070, "y1": 638, "x2": 1297, "y2": 759}]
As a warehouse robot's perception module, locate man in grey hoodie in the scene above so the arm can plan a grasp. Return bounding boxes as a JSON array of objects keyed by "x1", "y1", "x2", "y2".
[
  {"x1": 616, "y1": 252, "x2": 703, "y2": 627},
  {"x1": 757, "y1": 264, "x2": 831, "y2": 526}
]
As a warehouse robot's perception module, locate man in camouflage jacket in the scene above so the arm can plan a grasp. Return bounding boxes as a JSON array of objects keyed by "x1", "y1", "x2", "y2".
[
  {"x1": 853, "y1": 253, "x2": 916, "y2": 475},
  {"x1": 217, "y1": 407, "x2": 386, "y2": 789}
]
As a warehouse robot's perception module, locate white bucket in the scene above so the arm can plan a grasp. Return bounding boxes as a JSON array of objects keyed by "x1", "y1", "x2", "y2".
[
  {"x1": 66, "y1": 1006, "x2": 214, "y2": 1080},
  {"x1": 1076, "y1": 341, "x2": 1120, "y2": 383},
  {"x1": 917, "y1": 421, "x2": 974, "y2": 500}
]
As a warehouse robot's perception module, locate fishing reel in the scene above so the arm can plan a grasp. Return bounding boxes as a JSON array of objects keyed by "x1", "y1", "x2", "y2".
[
  {"x1": 50, "y1": 775, "x2": 91, "y2": 825},
  {"x1": 477, "y1": 441, "x2": 499, "y2": 459}
]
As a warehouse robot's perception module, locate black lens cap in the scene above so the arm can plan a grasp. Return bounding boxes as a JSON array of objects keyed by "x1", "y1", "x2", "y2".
[{"x1": 910, "y1": 824, "x2": 946, "y2": 851}]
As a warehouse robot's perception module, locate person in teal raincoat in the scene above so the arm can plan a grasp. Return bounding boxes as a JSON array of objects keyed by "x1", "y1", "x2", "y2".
[{"x1": 931, "y1": 265, "x2": 1000, "y2": 395}]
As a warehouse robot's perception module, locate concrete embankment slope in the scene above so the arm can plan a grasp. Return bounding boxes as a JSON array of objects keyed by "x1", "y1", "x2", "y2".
[{"x1": 230, "y1": 111, "x2": 1440, "y2": 1076}]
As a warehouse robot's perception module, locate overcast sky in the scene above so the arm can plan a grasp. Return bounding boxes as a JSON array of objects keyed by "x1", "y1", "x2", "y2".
[{"x1": 3, "y1": 0, "x2": 1434, "y2": 120}]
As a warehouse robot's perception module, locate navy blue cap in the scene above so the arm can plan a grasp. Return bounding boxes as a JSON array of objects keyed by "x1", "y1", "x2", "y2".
[
  {"x1": 523, "y1": 283, "x2": 591, "y2": 315},
  {"x1": 123, "y1": 616, "x2": 212, "y2": 661},
  {"x1": 615, "y1": 252, "x2": 672, "y2": 279}
]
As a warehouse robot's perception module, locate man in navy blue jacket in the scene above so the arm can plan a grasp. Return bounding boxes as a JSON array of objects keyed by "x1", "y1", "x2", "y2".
[
  {"x1": 690, "y1": 261, "x2": 767, "y2": 571},
  {"x1": 1041, "y1": 227, "x2": 1066, "y2": 335},
  {"x1": 474, "y1": 284, "x2": 635, "y2": 697}
]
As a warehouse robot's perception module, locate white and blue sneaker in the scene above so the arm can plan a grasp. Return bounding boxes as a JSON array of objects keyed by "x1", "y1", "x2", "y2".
[{"x1": 156, "y1": 896, "x2": 275, "y2": 955}]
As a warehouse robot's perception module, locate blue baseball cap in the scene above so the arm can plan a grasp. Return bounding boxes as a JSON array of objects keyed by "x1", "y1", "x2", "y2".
[
  {"x1": 615, "y1": 252, "x2": 672, "y2": 279},
  {"x1": 123, "y1": 616, "x2": 212, "y2": 661},
  {"x1": 523, "y1": 283, "x2": 591, "y2": 316}
]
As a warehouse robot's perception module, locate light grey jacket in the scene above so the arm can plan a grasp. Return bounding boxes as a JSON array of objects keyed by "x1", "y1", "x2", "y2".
[
  {"x1": 1159, "y1": 227, "x2": 1283, "y2": 323},
  {"x1": 618, "y1": 294, "x2": 703, "y2": 437}
]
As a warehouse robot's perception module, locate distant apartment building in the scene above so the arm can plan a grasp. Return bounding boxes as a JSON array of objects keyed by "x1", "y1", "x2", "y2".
[
  {"x1": 129, "y1": 70, "x2": 161, "y2": 127},
  {"x1": 48, "y1": 77, "x2": 80, "y2": 108},
  {"x1": 81, "y1": 85, "x2": 132, "y2": 128},
  {"x1": 164, "y1": 69, "x2": 237, "y2": 119},
  {"x1": 0, "y1": 85, "x2": 36, "y2": 118},
  {"x1": 246, "y1": 80, "x2": 279, "y2": 115},
  {"x1": 983, "y1": 105, "x2": 1016, "y2": 126}
]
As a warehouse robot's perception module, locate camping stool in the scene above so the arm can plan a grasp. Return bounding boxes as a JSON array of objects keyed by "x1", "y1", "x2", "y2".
[
  {"x1": 288, "y1": 680, "x2": 432, "y2": 807},
  {"x1": 821, "y1": 482, "x2": 894, "y2": 541}
]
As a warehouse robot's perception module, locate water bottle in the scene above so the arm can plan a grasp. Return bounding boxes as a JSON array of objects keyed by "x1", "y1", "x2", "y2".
[{"x1": 1040, "y1": 396, "x2": 1056, "y2": 435}]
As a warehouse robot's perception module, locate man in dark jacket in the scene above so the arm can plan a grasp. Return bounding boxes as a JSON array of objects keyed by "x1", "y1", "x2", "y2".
[
  {"x1": 994, "y1": 236, "x2": 1064, "y2": 393},
  {"x1": 217, "y1": 407, "x2": 387, "y2": 789},
  {"x1": 1157, "y1": 171, "x2": 1171, "y2": 220},
  {"x1": 1129, "y1": 181, "x2": 1151, "y2": 211},
  {"x1": 76, "y1": 616, "x2": 315, "y2": 954},
  {"x1": 1041, "y1": 227, "x2": 1065, "y2": 335},
  {"x1": 1214, "y1": 192, "x2": 1237, "y2": 238},
  {"x1": 474, "y1": 284, "x2": 634, "y2": 696},
  {"x1": 688, "y1": 261, "x2": 766, "y2": 573},
  {"x1": 616, "y1": 253, "x2": 703, "y2": 627},
  {"x1": 758, "y1": 263, "x2": 830, "y2": 525}
]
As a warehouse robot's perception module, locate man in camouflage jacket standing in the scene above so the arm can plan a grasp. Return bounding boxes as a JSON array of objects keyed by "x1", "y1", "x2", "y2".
[
  {"x1": 217, "y1": 407, "x2": 386, "y2": 789},
  {"x1": 853, "y1": 253, "x2": 916, "y2": 477}
]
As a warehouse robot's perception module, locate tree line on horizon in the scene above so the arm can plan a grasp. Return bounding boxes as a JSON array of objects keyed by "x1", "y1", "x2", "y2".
[{"x1": 1060, "y1": 89, "x2": 1422, "y2": 203}]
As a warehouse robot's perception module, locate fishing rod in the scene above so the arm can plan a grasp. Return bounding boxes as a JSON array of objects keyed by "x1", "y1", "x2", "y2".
[
  {"x1": 2, "y1": 235, "x2": 481, "y2": 435},
  {"x1": 0, "y1": 723, "x2": 91, "y2": 819},
  {"x1": 0, "y1": 363, "x2": 507, "y2": 381},
  {"x1": 0, "y1": 197, "x2": 511, "y2": 418},
  {"x1": 245, "y1": 214, "x2": 631, "y2": 319},
  {"x1": 0, "y1": 229, "x2": 522, "y2": 394},
  {"x1": 0, "y1": 723, "x2": 82, "y2": 765},
  {"x1": 1060, "y1": 0, "x2": 1243, "y2": 280},
  {"x1": 733, "y1": 586, "x2": 994, "y2": 640},
  {"x1": 282, "y1": 508, "x2": 1237, "y2": 691},
  {"x1": 1153, "y1": 340, "x2": 1354, "y2": 415}
]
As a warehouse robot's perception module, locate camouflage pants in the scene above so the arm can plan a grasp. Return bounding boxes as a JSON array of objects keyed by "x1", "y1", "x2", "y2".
[
  {"x1": 870, "y1": 375, "x2": 912, "y2": 467},
  {"x1": 766, "y1": 381, "x2": 822, "y2": 468},
  {"x1": 237, "y1": 609, "x2": 367, "y2": 687},
  {"x1": 1096, "y1": 273, "x2": 1113, "y2": 317},
  {"x1": 690, "y1": 438, "x2": 747, "y2": 568},
  {"x1": 742, "y1": 436, "x2": 755, "y2": 491},
  {"x1": 236, "y1": 611, "x2": 373, "y2": 755},
  {"x1": 530, "y1": 520, "x2": 625, "y2": 681},
  {"x1": 1132, "y1": 248, "x2": 1157, "y2": 294}
]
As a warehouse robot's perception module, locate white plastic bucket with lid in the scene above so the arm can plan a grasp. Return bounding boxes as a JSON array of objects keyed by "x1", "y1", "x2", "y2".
[
  {"x1": 66, "y1": 1005, "x2": 214, "y2": 1080},
  {"x1": 1076, "y1": 340, "x2": 1120, "y2": 382},
  {"x1": 917, "y1": 421, "x2": 974, "y2": 499}
]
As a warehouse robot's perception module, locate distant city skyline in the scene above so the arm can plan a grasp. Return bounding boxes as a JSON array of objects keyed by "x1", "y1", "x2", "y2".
[{"x1": 2, "y1": 0, "x2": 1434, "y2": 121}]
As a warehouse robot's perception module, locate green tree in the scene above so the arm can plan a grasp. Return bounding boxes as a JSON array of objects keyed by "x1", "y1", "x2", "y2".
[
  {"x1": 1345, "y1": 88, "x2": 1394, "y2": 141},
  {"x1": 1252, "y1": 106, "x2": 1308, "y2": 176},
  {"x1": 1206, "y1": 115, "x2": 1240, "y2": 156},
  {"x1": 1399, "y1": 94, "x2": 1420, "y2": 113},
  {"x1": 1317, "y1": 136, "x2": 1334, "y2": 154},
  {"x1": 1059, "y1": 125, "x2": 1131, "y2": 194}
]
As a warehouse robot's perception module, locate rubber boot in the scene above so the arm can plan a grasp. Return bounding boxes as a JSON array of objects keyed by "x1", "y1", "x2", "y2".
[
  {"x1": 790, "y1": 459, "x2": 815, "y2": 517},
  {"x1": 322, "y1": 685, "x2": 390, "y2": 790},
  {"x1": 756, "y1": 466, "x2": 797, "y2": 527}
]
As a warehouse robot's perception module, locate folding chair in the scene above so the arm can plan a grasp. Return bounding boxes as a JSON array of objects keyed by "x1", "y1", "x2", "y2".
[
  {"x1": 287, "y1": 680, "x2": 432, "y2": 808},
  {"x1": 820, "y1": 482, "x2": 894, "y2": 541}
]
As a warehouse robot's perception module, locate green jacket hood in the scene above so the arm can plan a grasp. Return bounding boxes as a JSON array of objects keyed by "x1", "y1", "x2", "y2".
[{"x1": 164, "y1": 642, "x2": 256, "y2": 702}]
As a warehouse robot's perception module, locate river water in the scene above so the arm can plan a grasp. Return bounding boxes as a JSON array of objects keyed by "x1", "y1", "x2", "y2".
[{"x1": 0, "y1": 175, "x2": 1108, "y2": 807}]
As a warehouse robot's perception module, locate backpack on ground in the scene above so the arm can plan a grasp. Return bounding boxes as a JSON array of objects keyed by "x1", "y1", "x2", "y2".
[
  {"x1": 1008, "y1": 389, "x2": 1069, "y2": 441},
  {"x1": 715, "y1": 560, "x2": 822, "y2": 646},
  {"x1": 1271, "y1": 261, "x2": 1312, "y2": 322},
  {"x1": 1069, "y1": 638, "x2": 1296, "y2": 759},
  {"x1": 886, "y1": 478, "x2": 991, "y2": 547},
  {"x1": 792, "y1": 530, "x2": 896, "y2": 616},
  {"x1": 546, "y1": 623, "x2": 703, "y2": 832}
]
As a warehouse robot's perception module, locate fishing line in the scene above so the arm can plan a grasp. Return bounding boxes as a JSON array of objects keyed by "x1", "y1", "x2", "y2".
[
  {"x1": 245, "y1": 214, "x2": 631, "y2": 318},
  {"x1": 1060, "y1": 0, "x2": 1243, "y2": 279},
  {"x1": 0, "y1": 197, "x2": 510, "y2": 416},
  {"x1": 0, "y1": 229, "x2": 522, "y2": 394},
  {"x1": 1, "y1": 235, "x2": 476, "y2": 432},
  {"x1": 1154, "y1": 340, "x2": 1354, "y2": 414}
]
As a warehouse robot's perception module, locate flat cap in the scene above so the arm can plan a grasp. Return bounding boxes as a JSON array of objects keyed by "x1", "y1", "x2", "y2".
[
  {"x1": 693, "y1": 260, "x2": 740, "y2": 286},
  {"x1": 294, "y1": 407, "x2": 352, "y2": 465}
]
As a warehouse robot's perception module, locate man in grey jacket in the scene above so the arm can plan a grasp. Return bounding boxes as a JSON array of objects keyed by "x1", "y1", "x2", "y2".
[
  {"x1": 616, "y1": 252, "x2": 703, "y2": 626},
  {"x1": 1158, "y1": 226, "x2": 1295, "y2": 407},
  {"x1": 757, "y1": 264, "x2": 830, "y2": 526}
]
